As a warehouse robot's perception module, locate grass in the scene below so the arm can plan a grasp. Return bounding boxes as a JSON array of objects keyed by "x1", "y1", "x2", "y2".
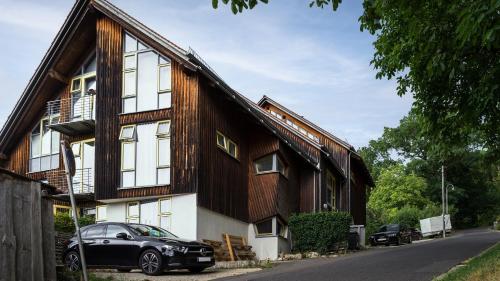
[{"x1": 434, "y1": 242, "x2": 500, "y2": 281}]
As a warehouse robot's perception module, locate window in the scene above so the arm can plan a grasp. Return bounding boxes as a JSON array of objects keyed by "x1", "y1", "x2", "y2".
[
  {"x1": 29, "y1": 117, "x2": 60, "y2": 172},
  {"x1": 53, "y1": 205, "x2": 71, "y2": 216},
  {"x1": 120, "y1": 121, "x2": 171, "y2": 188},
  {"x1": 127, "y1": 202, "x2": 140, "y2": 223},
  {"x1": 122, "y1": 32, "x2": 171, "y2": 113},
  {"x1": 158, "y1": 198, "x2": 172, "y2": 230},
  {"x1": 254, "y1": 153, "x2": 286, "y2": 176},
  {"x1": 276, "y1": 219, "x2": 287, "y2": 237},
  {"x1": 96, "y1": 205, "x2": 107, "y2": 222},
  {"x1": 83, "y1": 225, "x2": 106, "y2": 238},
  {"x1": 255, "y1": 219, "x2": 273, "y2": 235},
  {"x1": 216, "y1": 131, "x2": 238, "y2": 159},
  {"x1": 326, "y1": 170, "x2": 336, "y2": 208},
  {"x1": 106, "y1": 225, "x2": 130, "y2": 238},
  {"x1": 71, "y1": 53, "x2": 97, "y2": 120}
]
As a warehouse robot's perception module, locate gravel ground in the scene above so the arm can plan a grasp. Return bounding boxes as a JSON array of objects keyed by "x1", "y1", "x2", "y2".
[{"x1": 92, "y1": 267, "x2": 261, "y2": 281}]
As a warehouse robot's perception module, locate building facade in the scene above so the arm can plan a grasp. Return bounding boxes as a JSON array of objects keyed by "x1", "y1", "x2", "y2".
[{"x1": 0, "y1": 0, "x2": 373, "y2": 260}]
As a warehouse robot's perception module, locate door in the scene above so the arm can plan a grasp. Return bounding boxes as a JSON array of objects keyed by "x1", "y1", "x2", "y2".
[
  {"x1": 103, "y1": 224, "x2": 141, "y2": 266},
  {"x1": 81, "y1": 224, "x2": 106, "y2": 265}
]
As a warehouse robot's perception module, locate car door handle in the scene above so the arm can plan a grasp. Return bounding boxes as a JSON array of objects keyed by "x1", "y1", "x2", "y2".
[
  {"x1": 83, "y1": 240, "x2": 95, "y2": 245},
  {"x1": 103, "y1": 239, "x2": 110, "y2": 244}
]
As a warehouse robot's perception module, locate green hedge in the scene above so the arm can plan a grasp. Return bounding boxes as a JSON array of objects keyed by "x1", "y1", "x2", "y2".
[
  {"x1": 54, "y1": 212, "x2": 95, "y2": 233},
  {"x1": 288, "y1": 211, "x2": 352, "y2": 254}
]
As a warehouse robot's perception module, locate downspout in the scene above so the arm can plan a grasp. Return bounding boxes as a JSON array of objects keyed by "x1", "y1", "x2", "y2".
[{"x1": 348, "y1": 151, "x2": 351, "y2": 213}]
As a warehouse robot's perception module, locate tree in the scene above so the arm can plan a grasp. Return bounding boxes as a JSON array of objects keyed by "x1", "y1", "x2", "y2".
[
  {"x1": 211, "y1": 0, "x2": 500, "y2": 157},
  {"x1": 368, "y1": 164, "x2": 430, "y2": 218}
]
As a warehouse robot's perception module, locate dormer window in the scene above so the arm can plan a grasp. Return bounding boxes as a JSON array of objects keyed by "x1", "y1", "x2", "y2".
[
  {"x1": 29, "y1": 116, "x2": 60, "y2": 172},
  {"x1": 254, "y1": 153, "x2": 286, "y2": 176},
  {"x1": 122, "y1": 32, "x2": 171, "y2": 113},
  {"x1": 216, "y1": 131, "x2": 238, "y2": 159}
]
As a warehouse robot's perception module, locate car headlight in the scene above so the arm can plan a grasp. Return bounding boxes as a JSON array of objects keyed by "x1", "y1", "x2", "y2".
[{"x1": 162, "y1": 245, "x2": 188, "y2": 256}]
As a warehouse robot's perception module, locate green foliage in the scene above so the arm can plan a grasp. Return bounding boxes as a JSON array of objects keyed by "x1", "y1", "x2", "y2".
[
  {"x1": 391, "y1": 206, "x2": 422, "y2": 228},
  {"x1": 211, "y1": 0, "x2": 343, "y2": 14},
  {"x1": 288, "y1": 211, "x2": 351, "y2": 254},
  {"x1": 54, "y1": 212, "x2": 95, "y2": 233},
  {"x1": 368, "y1": 164, "x2": 430, "y2": 218},
  {"x1": 359, "y1": 0, "x2": 500, "y2": 157}
]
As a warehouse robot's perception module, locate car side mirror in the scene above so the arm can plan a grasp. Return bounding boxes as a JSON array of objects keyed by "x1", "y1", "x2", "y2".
[{"x1": 116, "y1": 232, "x2": 128, "y2": 239}]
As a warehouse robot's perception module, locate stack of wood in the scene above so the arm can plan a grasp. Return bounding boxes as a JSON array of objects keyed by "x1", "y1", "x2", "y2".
[{"x1": 203, "y1": 233, "x2": 256, "y2": 261}]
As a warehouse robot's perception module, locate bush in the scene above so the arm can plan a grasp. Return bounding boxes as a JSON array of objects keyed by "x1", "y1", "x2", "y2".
[
  {"x1": 54, "y1": 212, "x2": 95, "y2": 233},
  {"x1": 288, "y1": 211, "x2": 351, "y2": 254},
  {"x1": 391, "y1": 206, "x2": 421, "y2": 228}
]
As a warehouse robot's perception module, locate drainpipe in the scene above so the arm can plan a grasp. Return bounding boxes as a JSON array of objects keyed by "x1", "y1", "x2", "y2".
[{"x1": 348, "y1": 151, "x2": 351, "y2": 213}]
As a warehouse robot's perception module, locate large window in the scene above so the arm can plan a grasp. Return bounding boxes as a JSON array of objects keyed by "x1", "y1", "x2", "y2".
[
  {"x1": 254, "y1": 153, "x2": 286, "y2": 176},
  {"x1": 29, "y1": 117, "x2": 60, "y2": 172},
  {"x1": 216, "y1": 131, "x2": 238, "y2": 159},
  {"x1": 254, "y1": 217, "x2": 287, "y2": 237},
  {"x1": 158, "y1": 197, "x2": 172, "y2": 231},
  {"x1": 71, "y1": 53, "x2": 96, "y2": 121},
  {"x1": 326, "y1": 170, "x2": 336, "y2": 208},
  {"x1": 120, "y1": 121, "x2": 171, "y2": 188},
  {"x1": 122, "y1": 33, "x2": 171, "y2": 113}
]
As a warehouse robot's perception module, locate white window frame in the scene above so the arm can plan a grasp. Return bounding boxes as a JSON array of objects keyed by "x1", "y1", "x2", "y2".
[
  {"x1": 326, "y1": 170, "x2": 336, "y2": 209},
  {"x1": 158, "y1": 197, "x2": 172, "y2": 230},
  {"x1": 126, "y1": 202, "x2": 140, "y2": 223},
  {"x1": 255, "y1": 153, "x2": 287, "y2": 177},
  {"x1": 29, "y1": 116, "x2": 60, "y2": 173},
  {"x1": 216, "y1": 131, "x2": 238, "y2": 159},
  {"x1": 156, "y1": 121, "x2": 171, "y2": 185},
  {"x1": 122, "y1": 32, "x2": 172, "y2": 113}
]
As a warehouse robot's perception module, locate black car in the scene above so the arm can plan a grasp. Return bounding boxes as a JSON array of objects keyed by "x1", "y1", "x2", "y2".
[
  {"x1": 63, "y1": 222, "x2": 215, "y2": 275},
  {"x1": 369, "y1": 224, "x2": 412, "y2": 246}
]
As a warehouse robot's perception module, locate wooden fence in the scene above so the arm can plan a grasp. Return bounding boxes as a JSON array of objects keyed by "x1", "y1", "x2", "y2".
[{"x1": 0, "y1": 169, "x2": 56, "y2": 281}]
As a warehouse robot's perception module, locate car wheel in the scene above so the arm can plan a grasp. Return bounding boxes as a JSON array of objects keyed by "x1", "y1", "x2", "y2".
[
  {"x1": 117, "y1": 269, "x2": 131, "y2": 272},
  {"x1": 64, "y1": 251, "x2": 81, "y2": 272},
  {"x1": 139, "y1": 249, "x2": 163, "y2": 276},
  {"x1": 188, "y1": 267, "x2": 206, "y2": 273}
]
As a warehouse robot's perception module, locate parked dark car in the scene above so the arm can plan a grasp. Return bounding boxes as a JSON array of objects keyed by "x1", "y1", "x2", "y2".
[
  {"x1": 409, "y1": 227, "x2": 423, "y2": 241},
  {"x1": 369, "y1": 224, "x2": 412, "y2": 246},
  {"x1": 63, "y1": 222, "x2": 215, "y2": 275}
]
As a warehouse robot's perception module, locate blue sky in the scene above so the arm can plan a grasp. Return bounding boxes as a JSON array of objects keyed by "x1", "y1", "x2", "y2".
[{"x1": 0, "y1": 0, "x2": 412, "y2": 149}]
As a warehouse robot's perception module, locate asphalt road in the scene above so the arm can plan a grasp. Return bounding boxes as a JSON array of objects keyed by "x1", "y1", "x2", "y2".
[{"x1": 217, "y1": 228, "x2": 500, "y2": 281}]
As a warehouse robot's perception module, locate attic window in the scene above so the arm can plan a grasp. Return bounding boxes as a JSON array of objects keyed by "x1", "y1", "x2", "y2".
[
  {"x1": 216, "y1": 131, "x2": 238, "y2": 159},
  {"x1": 156, "y1": 121, "x2": 171, "y2": 136},
  {"x1": 122, "y1": 32, "x2": 171, "y2": 113}
]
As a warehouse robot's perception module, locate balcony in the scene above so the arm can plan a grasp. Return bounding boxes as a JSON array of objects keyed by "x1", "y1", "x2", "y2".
[
  {"x1": 47, "y1": 168, "x2": 94, "y2": 194},
  {"x1": 47, "y1": 92, "x2": 95, "y2": 136}
]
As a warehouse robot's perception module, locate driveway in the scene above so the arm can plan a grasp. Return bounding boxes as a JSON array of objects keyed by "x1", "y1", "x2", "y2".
[
  {"x1": 93, "y1": 268, "x2": 261, "y2": 281},
  {"x1": 216, "y1": 228, "x2": 500, "y2": 281}
]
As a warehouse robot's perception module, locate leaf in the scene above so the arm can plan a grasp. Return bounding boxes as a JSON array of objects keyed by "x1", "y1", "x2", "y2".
[{"x1": 212, "y1": 0, "x2": 218, "y2": 9}]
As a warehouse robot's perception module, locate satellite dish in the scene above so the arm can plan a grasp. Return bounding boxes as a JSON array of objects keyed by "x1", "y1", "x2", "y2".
[{"x1": 62, "y1": 140, "x2": 76, "y2": 177}]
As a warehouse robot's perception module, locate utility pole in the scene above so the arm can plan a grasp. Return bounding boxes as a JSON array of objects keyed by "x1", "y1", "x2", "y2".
[{"x1": 441, "y1": 165, "x2": 446, "y2": 238}]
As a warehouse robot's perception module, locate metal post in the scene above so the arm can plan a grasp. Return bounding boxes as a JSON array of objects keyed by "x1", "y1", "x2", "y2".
[
  {"x1": 445, "y1": 186, "x2": 448, "y2": 215},
  {"x1": 61, "y1": 141, "x2": 89, "y2": 281},
  {"x1": 441, "y1": 165, "x2": 446, "y2": 238}
]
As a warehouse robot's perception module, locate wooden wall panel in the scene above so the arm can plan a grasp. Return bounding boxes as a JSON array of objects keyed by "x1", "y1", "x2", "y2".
[
  {"x1": 95, "y1": 16, "x2": 122, "y2": 200},
  {"x1": 170, "y1": 62, "x2": 199, "y2": 195},
  {"x1": 198, "y1": 77, "x2": 251, "y2": 222},
  {"x1": 119, "y1": 109, "x2": 171, "y2": 125},
  {"x1": 276, "y1": 144, "x2": 301, "y2": 222}
]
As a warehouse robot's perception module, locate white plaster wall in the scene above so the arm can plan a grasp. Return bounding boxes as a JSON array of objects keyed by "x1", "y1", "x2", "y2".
[
  {"x1": 247, "y1": 224, "x2": 279, "y2": 260},
  {"x1": 170, "y1": 193, "x2": 197, "y2": 240},
  {"x1": 196, "y1": 207, "x2": 248, "y2": 241}
]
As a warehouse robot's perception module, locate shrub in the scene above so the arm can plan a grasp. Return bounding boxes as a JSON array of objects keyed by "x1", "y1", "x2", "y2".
[
  {"x1": 288, "y1": 211, "x2": 351, "y2": 254},
  {"x1": 54, "y1": 212, "x2": 95, "y2": 233},
  {"x1": 391, "y1": 206, "x2": 421, "y2": 228}
]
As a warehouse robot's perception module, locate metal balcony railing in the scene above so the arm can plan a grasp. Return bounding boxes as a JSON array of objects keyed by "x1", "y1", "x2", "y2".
[
  {"x1": 46, "y1": 168, "x2": 94, "y2": 194},
  {"x1": 47, "y1": 92, "x2": 96, "y2": 136}
]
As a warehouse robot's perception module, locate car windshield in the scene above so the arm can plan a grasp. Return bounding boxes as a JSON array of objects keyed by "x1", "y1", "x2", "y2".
[
  {"x1": 128, "y1": 224, "x2": 178, "y2": 238},
  {"x1": 379, "y1": 224, "x2": 399, "y2": 232}
]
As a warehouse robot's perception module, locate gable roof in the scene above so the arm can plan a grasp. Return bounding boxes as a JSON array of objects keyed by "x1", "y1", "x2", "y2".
[
  {"x1": 0, "y1": 0, "x2": 320, "y2": 169},
  {"x1": 258, "y1": 95, "x2": 375, "y2": 186}
]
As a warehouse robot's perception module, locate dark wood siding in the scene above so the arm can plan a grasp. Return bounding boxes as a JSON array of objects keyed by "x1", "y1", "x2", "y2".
[
  {"x1": 95, "y1": 15, "x2": 122, "y2": 200},
  {"x1": 198, "y1": 76, "x2": 251, "y2": 222},
  {"x1": 170, "y1": 62, "x2": 199, "y2": 195}
]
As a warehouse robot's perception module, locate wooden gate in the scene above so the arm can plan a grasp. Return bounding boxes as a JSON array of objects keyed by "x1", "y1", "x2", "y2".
[{"x1": 0, "y1": 169, "x2": 56, "y2": 281}]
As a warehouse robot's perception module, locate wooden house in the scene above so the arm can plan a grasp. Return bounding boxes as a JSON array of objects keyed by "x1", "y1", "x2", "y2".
[{"x1": 0, "y1": 0, "x2": 373, "y2": 260}]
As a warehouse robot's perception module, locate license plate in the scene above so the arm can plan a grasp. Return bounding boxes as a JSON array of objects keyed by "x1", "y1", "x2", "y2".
[
  {"x1": 377, "y1": 238, "x2": 387, "y2": 241},
  {"x1": 198, "y1": 257, "x2": 211, "y2": 262}
]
